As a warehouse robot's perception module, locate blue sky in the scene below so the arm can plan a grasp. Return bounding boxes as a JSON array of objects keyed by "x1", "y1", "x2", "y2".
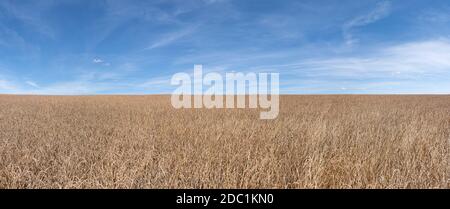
[{"x1": 0, "y1": 0, "x2": 449, "y2": 94}]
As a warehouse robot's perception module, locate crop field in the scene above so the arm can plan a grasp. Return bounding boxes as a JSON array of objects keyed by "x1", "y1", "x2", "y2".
[{"x1": 0, "y1": 95, "x2": 448, "y2": 188}]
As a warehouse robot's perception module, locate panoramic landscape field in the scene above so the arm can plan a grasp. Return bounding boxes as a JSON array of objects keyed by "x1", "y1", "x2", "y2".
[{"x1": 0, "y1": 95, "x2": 448, "y2": 189}]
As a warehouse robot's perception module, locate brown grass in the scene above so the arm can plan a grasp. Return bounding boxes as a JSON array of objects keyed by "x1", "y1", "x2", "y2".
[{"x1": 0, "y1": 95, "x2": 449, "y2": 188}]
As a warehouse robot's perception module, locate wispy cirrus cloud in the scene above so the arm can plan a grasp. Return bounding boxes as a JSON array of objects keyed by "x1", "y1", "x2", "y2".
[
  {"x1": 89, "y1": 0, "x2": 207, "y2": 51},
  {"x1": 25, "y1": 81, "x2": 39, "y2": 88},
  {"x1": 0, "y1": 0, "x2": 56, "y2": 39},
  {"x1": 419, "y1": 7, "x2": 450, "y2": 23},
  {"x1": 0, "y1": 79, "x2": 16, "y2": 91},
  {"x1": 145, "y1": 27, "x2": 197, "y2": 50},
  {"x1": 279, "y1": 39, "x2": 450, "y2": 93},
  {"x1": 343, "y1": 1, "x2": 391, "y2": 45},
  {"x1": 1, "y1": 0, "x2": 450, "y2": 95},
  {"x1": 0, "y1": 24, "x2": 27, "y2": 48},
  {"x1": 294, "y1": 39, "x2": 450, "y2": 76}
]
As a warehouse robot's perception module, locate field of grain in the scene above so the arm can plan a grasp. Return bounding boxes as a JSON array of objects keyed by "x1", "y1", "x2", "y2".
[{"x1": 0, "y1": 95, "x2": 448, "y2": 188}]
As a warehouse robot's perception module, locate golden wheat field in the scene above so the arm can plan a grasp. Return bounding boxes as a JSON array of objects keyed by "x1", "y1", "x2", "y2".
[{"x1": 0, "y1": 95, "x2": 449, "y2": 189}]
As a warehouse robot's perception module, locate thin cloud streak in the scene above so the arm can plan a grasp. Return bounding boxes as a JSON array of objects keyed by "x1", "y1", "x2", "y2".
[
  {"x1": 343, "y1": 1, "x2": 391, "y2": 45},
  {"x1": 145, "y1": 27, "x2": 197, "y2": 50}
]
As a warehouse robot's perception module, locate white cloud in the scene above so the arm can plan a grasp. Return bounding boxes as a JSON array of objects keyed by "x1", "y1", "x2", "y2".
[
  {"x1": 93, "y1": 58, "x2": 104, "y2": 63},
  {"x1": 93, "y1": 58, "x2": 111, "y2": 66},
  {"x1": 26, "y1": 81, "x2": 102, "y2": 95},
  {"x1": 279, "y1": 39, "x2": 450, "y2": 93},
  {"x1": 0, "y1": 1, "x2": 55, "y2": 39},
  {"x1": 146, "y1": 27, "x2": 196, "y2": 50},
  {"x1": 26, "y1": 81, "x2": 39, "y2": 88},
  {"x1": 0, "y1": 24, "x2": 29, "y2": 50},
  {"x1": 140, "y1": 76, "x2": 171, "y2": 88},
  {"x1": 343, "y1": 1, "x2": 391, "y2": 45},
  {"x1": 419, "y1": 8, "x2": 450, "y2": 23},
  {"x1": 0, "y1": 79, "x2": 16, "y2": 91},
  {"x1": 299, "y1": 39, "x2": 450, "y2": 76}
]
